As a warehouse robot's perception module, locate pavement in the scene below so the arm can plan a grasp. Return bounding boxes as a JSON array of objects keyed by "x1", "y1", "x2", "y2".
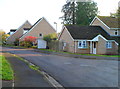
[
  {"x1": 1, "y1": 47, "x2": 119, "y2": 88},
  {"x1": 2, "y1": 52, "x2": 54, "y2": 88}
]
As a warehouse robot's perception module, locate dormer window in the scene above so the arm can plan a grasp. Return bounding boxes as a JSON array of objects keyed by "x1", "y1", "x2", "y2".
[
  {"x1": 114, "y1": 30, "x2": 118, "y2": 36},
  {"x1": 23, "y1": 28, "x2": 30, "y2": 34},
  {"x1": 10, "y1": 29, "x2": 16, "y2": 35},
  {"x1": 23, "y1": 30, "x2": 28, "y2": 34}
]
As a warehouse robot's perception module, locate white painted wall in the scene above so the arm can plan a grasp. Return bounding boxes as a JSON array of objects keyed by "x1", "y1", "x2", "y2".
[{"x1": 37, "y1": 38, "x2": 46, "y2": 49}]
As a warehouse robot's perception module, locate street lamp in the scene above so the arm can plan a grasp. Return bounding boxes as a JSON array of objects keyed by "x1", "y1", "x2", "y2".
[{"x1": 54, "y1": 22, "x2": 57, "y2": 32}]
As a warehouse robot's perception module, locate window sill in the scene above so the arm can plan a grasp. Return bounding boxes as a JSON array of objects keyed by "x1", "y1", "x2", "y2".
[
  {"x1": 78, "y1": 47, "x2": 88, "y2": 49},
  {"x1": 106, "y1": 48, "x2": 112, "y2": 49}
]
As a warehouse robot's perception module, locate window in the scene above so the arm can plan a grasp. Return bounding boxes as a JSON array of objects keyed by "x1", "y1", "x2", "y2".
[
  {"x1": 114, "y1": 30, "x2": 118, "y2": 35},
  {"x1": 23, "y1": 30, "x2": 28, "y2": 34},
  {"x1": 63, "y1": 42, "x2": 66, "y2": 47},
  {"x1": 106, "y1": 41, "x2": 112, "y2": 48},
  {"x1": 10, "y1": 32, "x2": 15, "y2": 35},
  {"x1": 39, "y1": 33, "x2": 42, "y2": 37},
  {"x1": 78, "y1": 41, "x2": 87, "y2": 48}
]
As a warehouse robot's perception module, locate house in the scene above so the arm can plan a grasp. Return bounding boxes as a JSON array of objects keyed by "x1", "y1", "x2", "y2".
[
  {"x1": 58, "y1": 25, "x2": 119, "y2": 54},
  {"x1": 90, "y1": 16, "x2": 120, "y2": 36},
  {"x1": 6, "y1": 20, "x2": 32, "y2": 44},
  {"x1": 6, "y1": 17, "x2": 56, "y2": 48},
  {"x1": 19, "y1": 17, "x2": 56, "y2": 42}
]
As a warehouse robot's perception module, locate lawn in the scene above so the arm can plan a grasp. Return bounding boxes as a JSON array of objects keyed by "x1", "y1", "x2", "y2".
[{"x1": 0, "y1": 55, "x2": 14, "y2": 80}]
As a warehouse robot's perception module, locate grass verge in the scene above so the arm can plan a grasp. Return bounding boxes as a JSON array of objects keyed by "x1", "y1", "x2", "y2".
[
  {"x1": 29, "y1": 64, "x2": 39, "y2": 71},
  {"x1": 39, "y1": 49, "x2": 120, "y2": 57},
  {"x1": 12, "y1": 54, "x2": 40, "y2": 71},
  {"x1": 0, "y1": 55, "x2": 14, "y2": 80}
]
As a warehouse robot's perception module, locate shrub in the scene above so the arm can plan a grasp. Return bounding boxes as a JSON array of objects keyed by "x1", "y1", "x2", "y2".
[
  {"x1": 20, "y1": 36, "x2": 37, "y2": 47},
  {"x1": 43, "y1": 33, "x2": 57, "y2": 43},
  {"x1": 14, "y1": 38, "x2": 19, "y2": 46},
  {"x1": 20, "y1": 41, "x2": 33, "y2": 47},
  {"x1": 24, "y1": 36, "x2": 37, "y2": 43}
]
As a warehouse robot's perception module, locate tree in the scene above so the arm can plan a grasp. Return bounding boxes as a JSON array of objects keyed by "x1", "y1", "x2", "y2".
[
  {"x1": 110, "y1": 7, "x2": 120, "y2": 18},
  {"x1": 43, "y1": 33, "x2": 57, "y2": 43},
  {"x1": 60, "y1": 2, "x2": 75, "y2": 24},
  {"x1": 43, "y1": 33, "x2": 58, "y2": 50},
  {"x1": 76, "y1": 2, "x2": 98, "y2": 25},
  {"x1": 61, "y1": 1, "x2": 98, "y2": 25},
  {"x1": 0, "y1": 30, "x2": 10, "y2": 45}
]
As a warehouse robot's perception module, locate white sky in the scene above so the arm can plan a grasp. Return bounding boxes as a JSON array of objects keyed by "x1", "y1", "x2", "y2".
[{"x1": 0, "y1": 0, "x2": 119, "y2": 33}]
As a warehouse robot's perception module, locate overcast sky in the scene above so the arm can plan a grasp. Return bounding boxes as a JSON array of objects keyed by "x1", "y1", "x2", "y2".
[{"x1": 0, "y1": 0, "x2": 119, "y2": 33}]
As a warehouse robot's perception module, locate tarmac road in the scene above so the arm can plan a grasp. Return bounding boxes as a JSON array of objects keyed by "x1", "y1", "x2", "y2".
[{"x1": 2, "y1": 47, "x2": 119, "y2": 88}]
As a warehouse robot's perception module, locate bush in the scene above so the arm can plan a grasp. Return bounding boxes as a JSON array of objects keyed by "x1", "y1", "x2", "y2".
[
  {"x1": 20, "y1": 36, "x2": 37, "y2": 48},
  {"x1": 20, "y1": 41, "x2": 33, "y2": 47},
  {"x1": 31, "y1": 46, "x2": 37, "y2": 49},
  {"x1": 14, "y1": 38, "x2": 19, "y2": 46},
  {"x1": 43, "y1": 33, "x2": 57, "y2": 43}
]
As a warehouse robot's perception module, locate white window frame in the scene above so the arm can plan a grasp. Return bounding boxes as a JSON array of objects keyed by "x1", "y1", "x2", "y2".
[
  {"x1": 10, "y1": 32, "x2": 15, "y2": 35},
  {"x1": 114, "y1": 30, "x2": 118, "y2": 36},
  {"x1": 106, "y1": 41, "x2": 112, "y2": 48},
  {"x1": 78, "y1": 40, "x2": 87, "y2": 48},
  {"x1": 63, "y1": 42, "x2": 66, "y2": 47},
  {"x1": 23, "y1": 30, "x2": 28, "y2": 34}
]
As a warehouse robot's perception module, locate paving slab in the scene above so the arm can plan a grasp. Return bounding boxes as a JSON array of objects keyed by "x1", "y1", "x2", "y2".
[{"x1": 2, "y1": 53, "x2": 54, "y2": 88}]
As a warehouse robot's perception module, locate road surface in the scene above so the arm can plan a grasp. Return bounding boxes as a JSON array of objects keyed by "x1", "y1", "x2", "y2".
[{"x1": 1, "y1": 47, "x2": 119, "y2": 87}]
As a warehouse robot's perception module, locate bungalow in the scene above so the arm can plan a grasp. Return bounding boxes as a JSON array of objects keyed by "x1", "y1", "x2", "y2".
[
  {"x1": 58, "y1": 25, "x2": 119, "y2": 54},
  {"x1": 6, "y1": 20, "x2": 32, "y2": 44}
]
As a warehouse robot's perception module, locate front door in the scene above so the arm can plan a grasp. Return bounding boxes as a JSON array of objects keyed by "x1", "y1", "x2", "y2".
[{"x1": 93, "y1": 42, "x2": 96, "y2": 54}]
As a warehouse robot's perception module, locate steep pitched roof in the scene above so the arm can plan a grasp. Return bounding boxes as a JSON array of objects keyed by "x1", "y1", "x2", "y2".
[
  {"x1": 66, "y1": 25, "x2": 119, "y2": 43},
  {"x1": 29, "y1": 18, "x2": 42, "y2": 30},
  {"x1": 19, "y1": 18, "x2": 42, "y2": 38},
  {"x1": 6, "y1": 20, "x2": 32, "y2": 41},
  {"x1": 20, "y1": 17, "x2": 56, "y2": 40},
  {"x1": 97, "y1": 16, "x2": 120, "y2": 28}
]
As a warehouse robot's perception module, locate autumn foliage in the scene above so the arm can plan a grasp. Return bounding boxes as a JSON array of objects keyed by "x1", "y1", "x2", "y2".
[
  {"x1": 20, "y1": 36, "x2": 37, "y2": 47},
  {"x1": 24, "y1": 36, "x2": 37, "y2": 43}
]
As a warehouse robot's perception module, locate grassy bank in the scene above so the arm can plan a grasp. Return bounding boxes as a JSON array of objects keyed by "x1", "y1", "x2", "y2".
[{"x1": 0, "y1": 55, "x2": 14, "y2": 80}]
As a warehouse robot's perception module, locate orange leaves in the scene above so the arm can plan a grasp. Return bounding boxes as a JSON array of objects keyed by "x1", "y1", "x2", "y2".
[{"x1": 24, "y1": 36, "x2": 37, "y2": 42}]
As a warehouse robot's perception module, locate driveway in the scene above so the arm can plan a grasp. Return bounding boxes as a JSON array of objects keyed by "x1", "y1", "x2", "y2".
[{"x1": 1, "y1": 47, "x2": 119, "y2": 87}]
